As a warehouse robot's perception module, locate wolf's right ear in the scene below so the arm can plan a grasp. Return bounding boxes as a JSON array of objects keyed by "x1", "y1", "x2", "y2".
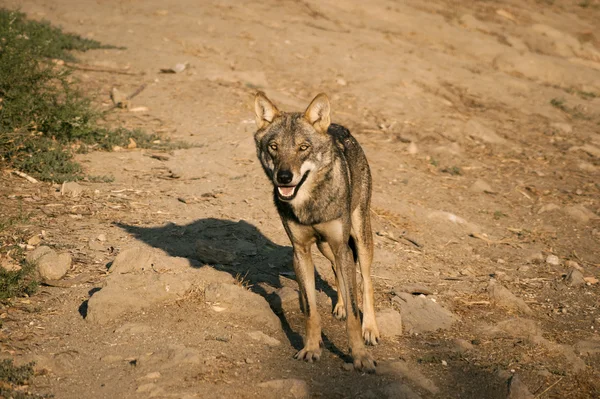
[{"x1": 254, "y1": 92, "x2": 279, "y2": 129}]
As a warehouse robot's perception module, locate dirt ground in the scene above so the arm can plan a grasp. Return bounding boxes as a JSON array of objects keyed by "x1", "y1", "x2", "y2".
[{"x1": 1, "y1": 0, "x2": 600, "y2": 398}]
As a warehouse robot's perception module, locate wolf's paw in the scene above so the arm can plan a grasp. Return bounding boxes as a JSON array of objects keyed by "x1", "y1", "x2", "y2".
[
  {"x1": 294, "y1": 345, "x2": 322, "y2": 363},
  {"x1": 362, "y1": 323, "x2": 380, "y2": 346},
  {"x1": 332, "y1": 301, "x2": 346, "y2": 320},
  {"x1": 352, "y1": 350, "x2": 377, "y2": 373}
]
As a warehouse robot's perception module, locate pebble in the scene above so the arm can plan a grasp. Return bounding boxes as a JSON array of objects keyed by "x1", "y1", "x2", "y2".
[
  {"x1": 565, "y1": 268, "x2": 585, "y2": 287},
  {"x1": 565, "y1": 260, "x2": 584, "y2": 272},
  {"x1": 545, "y1": 255, "x2": 560, "y2": 266}
]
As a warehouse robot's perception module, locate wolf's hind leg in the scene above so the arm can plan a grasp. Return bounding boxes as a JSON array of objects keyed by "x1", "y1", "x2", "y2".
[{"x1": 351, "y1": 207, "x2": 380, "y2": 346}]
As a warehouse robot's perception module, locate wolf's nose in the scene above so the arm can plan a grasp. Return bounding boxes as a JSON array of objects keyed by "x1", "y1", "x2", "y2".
[{"x1": 277, "y1": 170, "x2": 293, "y2": 184}]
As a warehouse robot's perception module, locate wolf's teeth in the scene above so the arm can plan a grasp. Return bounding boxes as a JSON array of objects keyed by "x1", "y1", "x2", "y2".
[{"x1": 278, "y1": 186, "x2": 296, "y2": 197}]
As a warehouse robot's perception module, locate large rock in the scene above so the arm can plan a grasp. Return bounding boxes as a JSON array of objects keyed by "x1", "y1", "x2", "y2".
[
  {"x1": 507, "y1": 374, "x2": 534, "y2": 399},
  {"x1": 205, "y1": 283, "x2": 280, "y2": 331},
  {"x1": 393, "y1": 293, "x2": 457, "y2": 333},
  {"x1": 257, "y1": 379, "x2": 309, "y2": 399},
  {"x1": 378, "y1": 360, "x2": 439, "y2": 394},
  {"x1": 86, "y1": 246, "x2": 234, "y2": 324},
  {"x1": 26, "y1": 246, "x2": 71, "y2": 281},
  {"x1": 487, "y1": 279, "x2": 532, "y2": 315}
]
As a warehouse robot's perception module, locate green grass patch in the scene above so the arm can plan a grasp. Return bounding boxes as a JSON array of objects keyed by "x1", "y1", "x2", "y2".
[
  {"x1": 0, "y1": 358, "x2": 51, "y2": 398},
  {"x1": 0, "y1": 261, "x2": 38, "y2": 303},
  {"x1": 0, "y1": 9, "x2": 186, "y2": 183}
]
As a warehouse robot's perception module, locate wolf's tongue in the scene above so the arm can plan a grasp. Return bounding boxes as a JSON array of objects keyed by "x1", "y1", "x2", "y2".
[{"x1": 278, "y1": 186, "x2": 295, "y2": 197}]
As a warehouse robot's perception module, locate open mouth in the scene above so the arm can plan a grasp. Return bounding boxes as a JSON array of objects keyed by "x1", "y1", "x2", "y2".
[{"x1": 276, "y1": 171, "x2": 309, "y2": 201}]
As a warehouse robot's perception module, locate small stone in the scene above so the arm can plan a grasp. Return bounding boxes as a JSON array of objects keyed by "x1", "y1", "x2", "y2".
[
  {"x1": 565, "y1": 268, "x2": 585, "y2": 287},
  {"x1": 525, "y1": 251, "x2": 544, "y2": 264},
  {"x1": 97, "y1": 234, "x2": 107, "y2": 242},
  {"x1": 336, "y1": 77, "x2": 347, "y2": 86},
  {"x1": 247, "y1": 331, "x2": 281, "y2": 347},
  {"x1": 27, "y1": 235, "x2": 42, "y2": 246},
  {"x1": 546, "y1": 255, "x2": 560, "y2": 266},
  {"x1": 565, "y1": 260, "x2": 584, "y2": 272},
  {"x1": 564, "y1": 205, "x2": 598, "y2": 223},
  {"x1": 452, "y1": 339, "x2": 474, "y2": 353},
  {"x1": 393, "y1": 293, "x2": 457, "y2": 333},
  {"x1": 407, "y1": 142, "x2": 418, "y2": 155},
  {"x1": 88, "y1": 240, "x2": 105, "y2": 251},
  {"x1": 584, "y1": 276, "x2": 599, "y2": 285},
  {"x1": 441, "y1": 360, "x2": 448, "y2": 366},
  {"x1": 342, "y1": 363, "x2": 354, "y2": 371},
  {"x1": 537, "y1": 203, "x2": 560, "y2": 214},
  {"x1": 469, "y1": 179, "x2": 496, "y2": 194}
]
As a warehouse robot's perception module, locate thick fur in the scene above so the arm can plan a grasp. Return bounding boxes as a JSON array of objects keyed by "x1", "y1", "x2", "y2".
[{"x1": 253, "y1": 92, "x2": 379, "y2": 372}]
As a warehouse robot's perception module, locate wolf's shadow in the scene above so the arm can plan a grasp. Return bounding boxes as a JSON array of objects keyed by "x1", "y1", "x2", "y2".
[{"x1": 115, "y1": 218, "x2": 346, "y2": 360}]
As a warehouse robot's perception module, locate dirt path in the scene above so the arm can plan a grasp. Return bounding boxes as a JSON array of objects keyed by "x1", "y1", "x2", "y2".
[{"x1": 1, "y1": 0, "x2": 599, "y2": 398}]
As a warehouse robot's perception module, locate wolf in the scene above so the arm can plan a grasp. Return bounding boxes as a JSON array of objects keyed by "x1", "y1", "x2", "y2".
[{"x1": 253, "y1": 92, "x2": 379, "y2": 372}]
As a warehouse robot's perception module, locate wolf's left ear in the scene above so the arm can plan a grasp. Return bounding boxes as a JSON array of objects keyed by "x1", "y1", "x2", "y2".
[
  {"x1": 304, "y1": 93, "x2": 330, "y2": 133},
  {"x1": 255, "y1": 92, "x2": 279, "y2": 129}
]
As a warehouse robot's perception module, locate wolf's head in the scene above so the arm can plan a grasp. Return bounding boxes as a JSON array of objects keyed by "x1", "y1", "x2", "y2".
[{"x1": 253, "y1": 92, "x2": 333, "y2": 203}]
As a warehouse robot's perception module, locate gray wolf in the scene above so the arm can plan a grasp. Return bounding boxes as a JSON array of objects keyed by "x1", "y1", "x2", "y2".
[{"x1": 253, "y1": 92, "x2": 379, "y2": 372}]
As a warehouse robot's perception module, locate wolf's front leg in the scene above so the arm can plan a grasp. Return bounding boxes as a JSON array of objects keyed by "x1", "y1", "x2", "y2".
[{"x1": 292, "y1": 244, "x2": 323, "y2": 362}]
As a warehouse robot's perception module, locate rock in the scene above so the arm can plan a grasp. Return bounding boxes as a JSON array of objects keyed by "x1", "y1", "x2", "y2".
[
  {"x1": 27, "y1": 234, "x2": 42, "y2": 246},
  {"x1": 525, "y1": 251, "x2": 544, "y2": 264},
  {"x1": 376, "y1": 309, "x2": 403, "y2": 338},
  {"x1": 545, "y1": 255, "x2": 560, "y2": 266},
  {"x1": 469, "y1": 179, "x2": 496, "y2": 194},
  {"x1": 60, "y1": 181, "x2": 84, "y2": 197},
  {"x1": 26, "y1": 246, "x2": 71, "y2": 281},
  {"x1": 565, "y1": 268, "x2": 586, "y2": 287},
  {"x1": 380, "y1": 382, "x2": 422, "y2": 399},
  {"x1": 507, "y1": 374, "x2": 534, "y2": 399},
  {"x1": 574, "y1": 340, "x2": 600, "y2": 355},
  {"x1": 247, "y1": 331, "x2": 281, "y2": 347},
  {"x1": 584, "y1": 276, "x2": 599, "y2": 285},
  {"x1": 550, "y1": 122, "x2": 572, "y2": 134},
  {"x1": 480, "y1": 318, "x2": 541, "y2": 340},
  {"x1": 136, "y1": 382, "x2": 164, "y2": 397},
  {"x1": 205, "y1": 283, "x2": 281, "y2": 331},
  {"x1": 88, "y1": 239, "x2": 105, "y2": 251},
  {"x1": 407, "y1": 142, "x2": 418, "y2": 155},
  {"x1": 86, "y1": 247, "x2": 234, "y2": 324},
  {"x1": 452, "y1": 339, "x2": 474, "y2": 353},
  {"x1": 258, "y1": 379, "x2": 309, "y2": 399},
  {"x1": 269, "y1": 286, "x2": 301, "y2": 314},
  {"x1": 393, "y1": 284, "x2": 433, "y2": 296},
  {"x1": 487, "y1": 279, "x2": 532, "y2": 315},
  {"x1": 393, "y1": 293, "x2": 457, "y2": 333},
  {"x1": 97, "y1": 234, "x2": 107, "y2": 242},
  {"x1": 537, "y1": 203, "x2": 560, "y2": 214},
  {"x1": 464, "y1": 119, "x2": 507, "y2": 145},
  {"x1": 565, "y1": 260, "x2": 584, "y2": 272},
  {"x1": 166, "y1": 344, "x2": 201, "y2": 366},
  {"x1": 195, "y1": 239, "x2": 236, "y2": 264},
  {"x1": 563, "y1": 205, "x2": 598, "y2": 223},
  {"x1": 378, "y1": 361, "x2": 439, "y2": 394}
]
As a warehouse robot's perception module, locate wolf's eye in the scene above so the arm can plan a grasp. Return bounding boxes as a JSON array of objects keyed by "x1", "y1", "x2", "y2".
[
  {"x1": 269, "y1": 143, "x2": 278, "y2": 151},
  {"x1": 299, "y1": 144, "x2": 309, "y2": 151}
]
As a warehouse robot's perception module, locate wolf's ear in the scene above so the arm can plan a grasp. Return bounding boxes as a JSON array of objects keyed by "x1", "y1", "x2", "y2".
[
  {"x1": 255, "y1": 92, "x2": 279, "y2": 129},
  {"x1": 304, "y1": 93, "x2": 330, "y2": 133}
]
